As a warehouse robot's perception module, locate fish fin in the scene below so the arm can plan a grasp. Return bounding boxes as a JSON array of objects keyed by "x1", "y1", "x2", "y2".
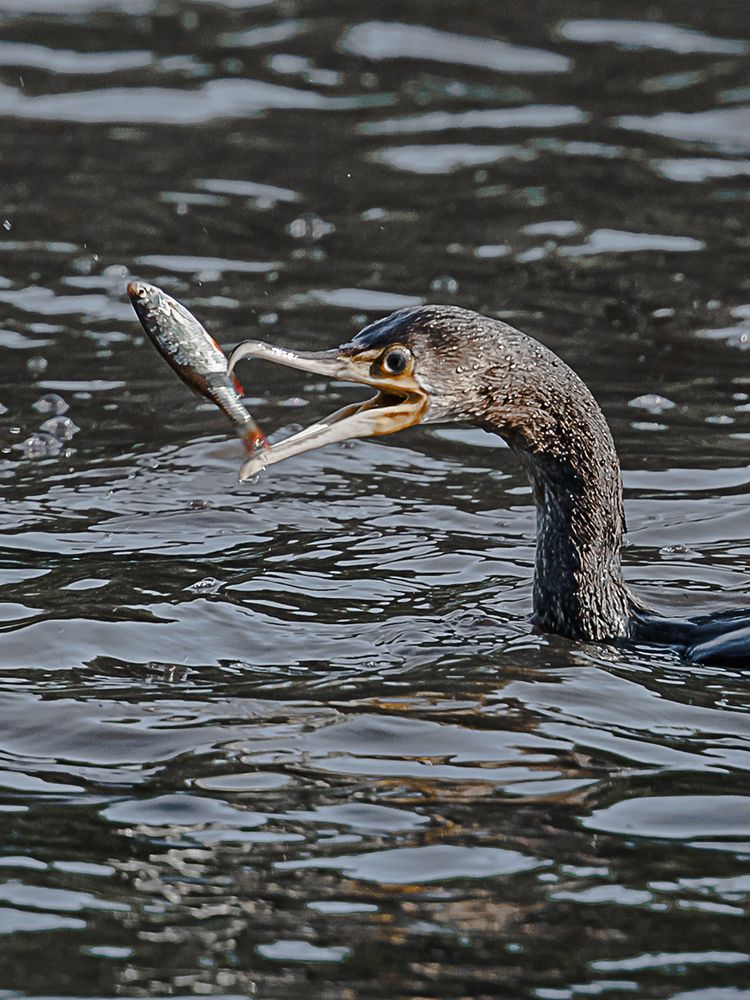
[{"x1": 240, "y1": 425, "x2": 268, "y2": 455}]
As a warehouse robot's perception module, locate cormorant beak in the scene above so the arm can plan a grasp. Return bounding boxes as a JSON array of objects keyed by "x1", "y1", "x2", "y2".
[{"x1": 227, "y1": 340, "x2": 429, "y2": 480}]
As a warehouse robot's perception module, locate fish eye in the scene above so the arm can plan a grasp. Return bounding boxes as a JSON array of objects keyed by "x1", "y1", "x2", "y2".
[{"x1": 381, "y1": 346, "x2": 411, "y2": 375}]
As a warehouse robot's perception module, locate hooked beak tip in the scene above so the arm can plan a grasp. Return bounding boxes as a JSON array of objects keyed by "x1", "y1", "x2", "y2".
[
  {"x1": 239, "y1": 453, "x2": 266, "y2": 482},
  {"x1": 227, "y1": 339, "x2": 430, "y2": 479}
]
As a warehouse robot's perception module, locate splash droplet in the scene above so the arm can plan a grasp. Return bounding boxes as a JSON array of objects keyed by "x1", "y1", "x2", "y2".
[
  {"x1": 27, "y1": 356, "x2": 48, "y2": 376},
  {"x1": 628, "y1": 394, "x2": 676, "y2": 416},
  {"x1": 39, "y1": 416, "x2": 79, "y2": 440},
  {"x1": 286, "y1": 213, "x2": 334, "y2": 242},
  {"x1": 430, "y1": 274, "x2": 459, "y2": 295},
  {"x1": 186, "y1": 577, "x2": 223, "y2": 595},
  {"x1": 18, "y1": 432, "x2": 63, "y2": 459},
  {"x1": 102, "y1": 264, "x2": 129, "y2": 278},
  {"x1": 32, "y1": 392, "x2": 69, "y2": 416},
  {"x1": 659, "y1": 544, "x2": 699, "y2": 560}
]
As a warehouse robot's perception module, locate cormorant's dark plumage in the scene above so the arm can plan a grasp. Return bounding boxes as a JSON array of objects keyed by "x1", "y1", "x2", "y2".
[
  {"x1": 231, "y1": 304, "x2": 750, "y2": 666},
  {"x1": 351, "y1": 306, "x2": 750, "y2": 665}
]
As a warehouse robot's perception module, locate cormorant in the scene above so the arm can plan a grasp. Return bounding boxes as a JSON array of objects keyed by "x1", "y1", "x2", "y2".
[{"x1": 229, "y1": 305, "x2": 750, "y2": 667}]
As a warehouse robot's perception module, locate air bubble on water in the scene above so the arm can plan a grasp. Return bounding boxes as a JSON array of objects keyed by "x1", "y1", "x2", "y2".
[
  {"x1": 651, "y1": 307, "x2": 675, "y2": 321},
  {"x1": 631, "y1": 420, "x2": 668, "y2": 432},
  {"x1": 72, "y1": 256, "x2": 93, "y2": 275},
  {"x1": 628, "y1": 393, "x2": 676, "y2": 415},
  {"x1": 361, "y1": 207, "x2": 386, "y2": 221},
  {"x1": 705, "y1": 414, "x2": 734, "y2": 425},
  {"x1": 524, "y1": 186, "x2": 546, "y2": 207},
  {"x1": 102, "y1": 264, "x2": 129, "y2": 278},
  {"x1": 27, "y1": 356, "x2": 48, "y2": 376},
  {"x1": 32, "y1": 392, "x2": 69, "y2": 415},
  {"x1": 280, "y1": 396, "x2": 307, "y2": 408},
  {"x1": 259, "y1": 312, "x2": 278, "y2": 325},
  {"x1": 516, "y1": 246, "x2": 546, "y2": 264},
  {"x1": 39, "y1": 415, "x2": 79, "y2": 440},
  {"x1": 18, "y1": 432, "x2": 63, "y2": 459},
  {"x1": 430, "y1": 274, "x2": 459, "y2": 295},
  {"x1": 186, "y1": 577, "x2": 223, "y2": 595},
  {"x1": 286, "y1": 213, "x2": 334, "y2": 242},
  {"x1": 180, "y1": 9, "x2": 199, "y2": 30}
]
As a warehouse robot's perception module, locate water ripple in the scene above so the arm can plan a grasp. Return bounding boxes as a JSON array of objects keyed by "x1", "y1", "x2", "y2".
[
  {"x1": 0, "y1": 78, "x2": 385, "y2": 124},
  {"x1": 341, "y1": 21, "x2": 571, "y2": 73},
  {"x1": 559, "y1": 19, "x2": 748, "y2": 55},
  {"x1": 362, "y1": 103, "x2": 586, "y2": 135},
  {"x1": 0, "y1": 2, "x2": 749, "y2": 997}
]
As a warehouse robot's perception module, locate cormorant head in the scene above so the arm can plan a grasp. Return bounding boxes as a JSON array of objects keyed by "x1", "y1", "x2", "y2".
[{"x1": 230, "y1": 304, "x2": 527, "y2": 479}]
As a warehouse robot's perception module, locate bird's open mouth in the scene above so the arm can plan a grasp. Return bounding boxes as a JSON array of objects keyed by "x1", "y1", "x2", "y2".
[{"x1": 227, "y1": 340, "x2": 429, "y2": 480}]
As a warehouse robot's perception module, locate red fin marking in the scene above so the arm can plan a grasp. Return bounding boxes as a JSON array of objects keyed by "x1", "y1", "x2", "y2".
[{"x1": 241, "y1": 426, "x2": 269, "y2": 455}]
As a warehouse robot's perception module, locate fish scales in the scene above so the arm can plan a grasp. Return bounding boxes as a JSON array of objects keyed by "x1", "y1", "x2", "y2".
[{"x1": 128, "y1": 281, "x2": 267, "y2": 453}]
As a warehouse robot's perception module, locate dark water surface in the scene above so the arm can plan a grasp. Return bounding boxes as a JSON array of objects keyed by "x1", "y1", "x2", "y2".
[{"x1": 1, "y1": 1, "x2": 749, "y2": 997}]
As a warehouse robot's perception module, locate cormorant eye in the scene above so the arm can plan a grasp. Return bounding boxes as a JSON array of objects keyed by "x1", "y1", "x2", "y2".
[{"x1": 382, "y1": 346, "x2": 411, "y2": 375}]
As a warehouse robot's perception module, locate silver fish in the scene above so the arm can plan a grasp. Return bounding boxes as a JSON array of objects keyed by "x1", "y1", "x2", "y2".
[{"x1": 128, "y1": 281, "x2": 267, "y2": 453}]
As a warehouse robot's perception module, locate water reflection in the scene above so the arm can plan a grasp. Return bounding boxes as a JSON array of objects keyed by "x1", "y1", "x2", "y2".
[{"x1": 0, "y1": 1, "x2": 749, "y2": 998}]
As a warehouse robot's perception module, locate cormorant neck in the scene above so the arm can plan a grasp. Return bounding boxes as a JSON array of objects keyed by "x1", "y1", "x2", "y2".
[
  {"x1": 472, "y1": 335, "x2": 640, "y2": 640},
  {"x1": 395, "y1": 307, "x2": 644, "y2": 640},
  {"x1": 519, "y1": 444, "x2": 634, "y2": 641}
]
